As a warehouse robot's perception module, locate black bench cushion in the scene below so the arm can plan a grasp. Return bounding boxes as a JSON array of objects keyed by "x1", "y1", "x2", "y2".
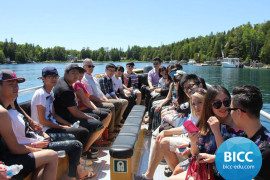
[{"x1": 109, "y1": 105, "x2": 145, "y2": 159}]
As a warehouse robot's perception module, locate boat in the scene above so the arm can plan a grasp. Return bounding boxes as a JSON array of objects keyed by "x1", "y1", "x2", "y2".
[
  {"x1": 220, "y1": 57, "x2": 242, "y2": 68},
  {"x1": 187, "y1": 59, "x2": 196, "y2": 65},
  {"x1": 15, "y1": 70, "x2": 270, "y2": 180}
]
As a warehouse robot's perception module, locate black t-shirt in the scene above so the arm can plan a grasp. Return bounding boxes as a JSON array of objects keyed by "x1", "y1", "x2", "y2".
[
  {"x1": 251, "y1": 126, "x2": 270, "y2": 180},
  {"x1": 53, "y1": 77, "x2": 77, "y2": 121}
]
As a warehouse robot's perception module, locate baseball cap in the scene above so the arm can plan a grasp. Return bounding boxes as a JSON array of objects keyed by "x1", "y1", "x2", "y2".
[
  {"x1": 65, "y1": 64, "x2": 85, "y2": 73},
  {"x1": 0, "y1": 69, "x2": 25, "y2": 83},
  {"x1": 38, "y1": 66, "x2": 59, "y2": 79}
]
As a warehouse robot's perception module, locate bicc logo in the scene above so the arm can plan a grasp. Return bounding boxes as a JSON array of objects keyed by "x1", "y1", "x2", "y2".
[{"x1": 215, "y1": 137, "x2": 262, "y2": 180}]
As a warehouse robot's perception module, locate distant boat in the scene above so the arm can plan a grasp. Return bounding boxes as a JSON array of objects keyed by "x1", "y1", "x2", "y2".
[
  {"x1": 188, "y1": 59, "x2": 196, "y2": 65},
  {"x1": 220, "y1": 58, "x2": 242, "y2": 68}
]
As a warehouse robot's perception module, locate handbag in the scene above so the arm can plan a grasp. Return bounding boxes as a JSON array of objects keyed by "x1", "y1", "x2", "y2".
[{"x1": 185, "y1": 156, "x2": 215, "y2": 180}]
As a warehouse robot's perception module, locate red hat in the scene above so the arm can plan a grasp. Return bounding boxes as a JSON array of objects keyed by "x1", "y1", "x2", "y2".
[{"x1": 0, "y1": 69, "x2": 25, "y2": 83}]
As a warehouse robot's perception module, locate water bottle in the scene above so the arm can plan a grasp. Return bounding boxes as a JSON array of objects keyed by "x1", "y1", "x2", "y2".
[
  {"x1": 71, "y1": 121, "x2": 80, "y2": 128},
  {"x1": 6, "y1": 164, "x2": 23, "y2": 177}
]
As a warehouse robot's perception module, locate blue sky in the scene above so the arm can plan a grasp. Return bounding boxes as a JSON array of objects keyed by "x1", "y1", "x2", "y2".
[{"x1": 1, "y1": 0, "x2": 270, "y2": 50}]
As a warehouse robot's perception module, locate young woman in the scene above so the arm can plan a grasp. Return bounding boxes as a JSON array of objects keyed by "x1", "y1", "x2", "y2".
[
  {"x1": 73, "y1": 67, "x2": 112, "y2": 144},
  {"x1": 147, "y1": 66, "x2": 172, "y2": 122},
  {"x1": 142, "y1": 88, "x2": 207, "y2": 179},
  {"x1": 168, "y1": 85, "x2": 244, "y2": 180}
]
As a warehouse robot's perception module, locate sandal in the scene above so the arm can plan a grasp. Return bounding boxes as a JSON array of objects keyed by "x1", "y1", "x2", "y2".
[
  {"x1": 78, "y1": 170, "x2": 96, "y2": 180},
  {"x1": 78, "y1": 166, "x2": 96, "y2": 179}
]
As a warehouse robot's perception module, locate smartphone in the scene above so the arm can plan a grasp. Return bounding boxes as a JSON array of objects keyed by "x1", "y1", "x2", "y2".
[{"x1": 183, "y1": 121, "x2": 199, "y2": 133}]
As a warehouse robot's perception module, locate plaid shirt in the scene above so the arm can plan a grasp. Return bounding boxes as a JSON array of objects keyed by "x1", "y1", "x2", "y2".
[{"x1": 99, "y1": 76, "x2": 114, "y2": 97}]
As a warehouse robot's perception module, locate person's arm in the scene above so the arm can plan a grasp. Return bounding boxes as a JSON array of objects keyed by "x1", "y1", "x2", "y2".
[
  {"x1": 0, "y1": 108, "x2": 40, "y2": 154},
  {"x1": 36, "y1": 105, "x2": 63, "y2": 129},
  {"x1": 189, "y1": 132, "x2": 200, "y2": 156},
  {"x1": 75, "y1": 88, "x2": 98, "y2": 110},
  {"x1": 18, "y1": 106, "x2": 42, "y2": 132},
  {"x1": 52, "y1": 112, "x2": 72, "y2": 126},
  {"x1": 155, "y1": 84, "x2": 173, "y2": 111},
  {"x1": 156, "y1": 126, "x2": 184, "y2": 142},
  {"x1": 208, "y1": 116, "x2": 223, "y2": 148},
  {"x1": 197, "y1": 153, "x2": 216, "y2": 163},
  {"x1": 67, "y1": 106, "x2": 95, "y2": 120}
]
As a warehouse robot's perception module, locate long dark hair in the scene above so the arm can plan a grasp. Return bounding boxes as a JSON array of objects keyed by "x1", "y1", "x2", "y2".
[{"x1": 198, "y1": 85, "x2": 230, "y2": 135}]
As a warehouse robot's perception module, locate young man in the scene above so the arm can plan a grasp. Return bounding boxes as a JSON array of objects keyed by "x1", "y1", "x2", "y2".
[
  {"x1": 0, "y1": 69, "x2": 58, "y2": 180},
  {"x1": 53, "y1": 64, "x2": 110, "y2": 152},
  {"x1": 98, "y1": 63, "x2": 128, "y2": 129},
  {"x1": 31, "y1": 66, "x2": 89, "y2": 148},
  {"x1": 124, "y1": 62, "x2": 142, "y2": 105},
  {"x1": 230, "y1": 85, "x2": 270, "y2": 179},
  {"x1": 82, "y1": 59, "x2": 126, "y2": 135},
  {"x1": 142, "y1": 57, "x2": 162, "y2": 111}
]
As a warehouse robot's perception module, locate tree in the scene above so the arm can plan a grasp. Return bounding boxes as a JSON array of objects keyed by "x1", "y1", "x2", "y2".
[
  {"x1": 260, "y1": 31, "x2": 270, "y2": 64},
  {"x1": 0, "y1": 50, "x2": 5, "y2": 63}
]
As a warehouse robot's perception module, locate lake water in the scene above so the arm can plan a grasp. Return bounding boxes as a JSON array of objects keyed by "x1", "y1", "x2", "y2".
[{"x1": 1, "y1": 62, "x2": 270, "y2": 130}]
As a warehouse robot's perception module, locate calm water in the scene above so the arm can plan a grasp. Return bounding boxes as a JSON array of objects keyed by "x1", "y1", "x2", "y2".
[{"x1": 1, "y1": 62, "x2": 270, "y2": 129}]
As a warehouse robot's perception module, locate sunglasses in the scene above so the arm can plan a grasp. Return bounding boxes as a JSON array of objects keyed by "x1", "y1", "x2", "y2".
[
  {"x1": 227, "y1": 107, "x2": 246, "y2": 113},
  {"x1": 127, "y1": 65, "x2": 134, "y2": 68},
  {"x1": 191, "y1": 88, "x2": 207, "y2": 95},
  {"x1": 87, "y1": 65, "x2": 95, "y2": 68},
  {"x1": 153, "y1": 62, "x2": 159, "y2": 65},
  {"x1": 212, "y1": 99, "x2": 231, "y2": 109}
]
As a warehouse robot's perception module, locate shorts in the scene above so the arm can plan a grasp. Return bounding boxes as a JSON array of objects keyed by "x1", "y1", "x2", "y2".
[
  {"x1": 1, "y1": 153, "x2": 36, "y2": 179},
  {"x1": 168, "y1": 133, "x2": 190, "y2": 153}
]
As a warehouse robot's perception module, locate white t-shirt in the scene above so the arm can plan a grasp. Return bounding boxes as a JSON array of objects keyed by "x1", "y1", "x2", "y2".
[
  {"x1": 31, "y1": 88, "x2": 58, "y2": 131},
  {"x1": 112, "y1": 75, "x2": 123, "y2": 92},
  {"x1": 8, "y1": 109, "x2": 44, "y2": 145}
]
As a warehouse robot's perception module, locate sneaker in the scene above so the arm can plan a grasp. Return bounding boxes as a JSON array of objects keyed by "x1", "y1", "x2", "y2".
[
  {"x1": 90, "y1": 147, "x2": 99, "y2": 154},
  {"x1": 164, "y1": 166, "x2": 173, "y2": 177}
]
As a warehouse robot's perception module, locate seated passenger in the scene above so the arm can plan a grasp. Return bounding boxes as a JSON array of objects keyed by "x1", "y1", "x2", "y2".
[
  {"x1": 168, "y1": 85, "x2": 243, "y2": 180},
  {"x1": 141, "y1": 57, "x2": 162, "y2": 110},
  {"x1": 73, "y1": 66, "x2": 111, "y2": 144},
  {"x1": 0, "y1": 69, "x2": 57, "y2": 180},
  {"x1": 2, "y1": 69, "x2": 94, "y2": 180},
  {"x1": 142, "y1": 88, "x2": 206, "y2": 179},
  {"x1": 98, "y1": 63, "x2": 128, "y2": 129},
  {"x1": 82, "y1": 58, "x2": 121, "y2": 137},
  {"x1": 112, "y1": 65, "x2": 135, "y2": 119},
  {"x1": 230, "y1": 85, "x2": 270, "y2": 179},
  {"x1": 53, "y1": 64, "x2": 107, "y2": 154},
  {"x1": 31, "y1": 67, "x2": 89, "y2": 150},
  {"x1": 124, "y1": 62, "x2": 142, "y2": 105}
]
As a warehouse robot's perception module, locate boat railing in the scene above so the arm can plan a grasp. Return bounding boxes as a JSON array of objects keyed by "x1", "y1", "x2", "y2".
[{"x1": 19, "y1": 85, "x2": 42, "y2": 94}]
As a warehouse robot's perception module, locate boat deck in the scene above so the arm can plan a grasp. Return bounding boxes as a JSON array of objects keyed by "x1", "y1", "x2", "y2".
[{"x1": 82, "y1": 124, "x2": 167, "y2": 180}]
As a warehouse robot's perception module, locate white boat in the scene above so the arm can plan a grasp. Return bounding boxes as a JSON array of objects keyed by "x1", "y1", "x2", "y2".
[
  {"x1": 221, "y1": 58, "x2": 241, "y2": 68},
  {"x1": 188, "y1": 59, "x2": 196, "y2": 65}
]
